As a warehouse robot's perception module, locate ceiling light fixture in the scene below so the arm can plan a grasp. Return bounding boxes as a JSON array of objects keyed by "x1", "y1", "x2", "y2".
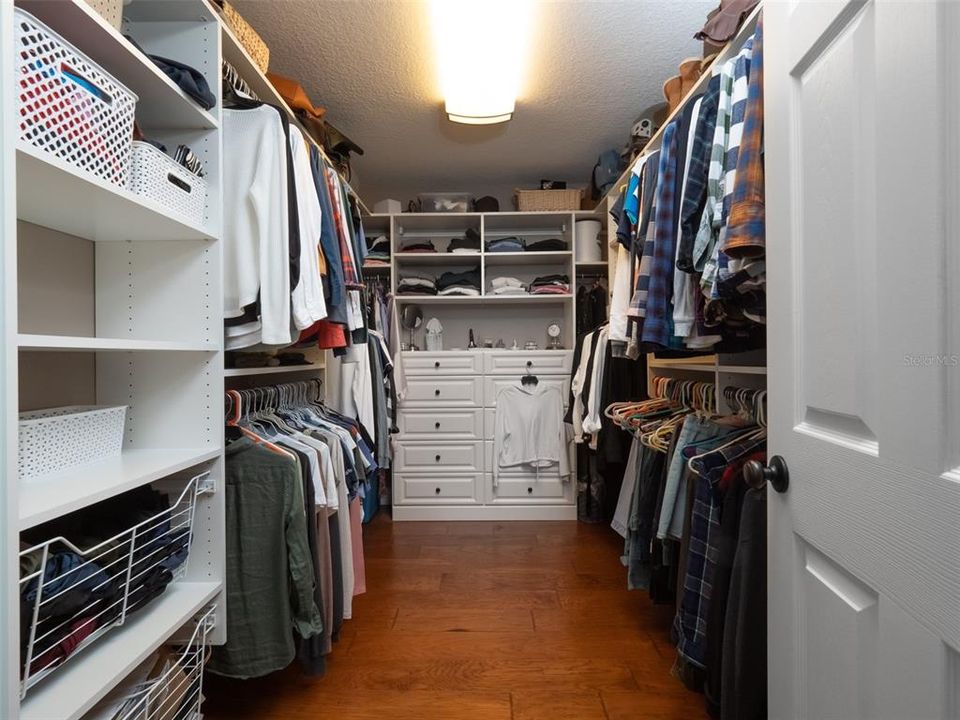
[{"x1": 429, "y1": 0, "x2": 534, "y2": 125}]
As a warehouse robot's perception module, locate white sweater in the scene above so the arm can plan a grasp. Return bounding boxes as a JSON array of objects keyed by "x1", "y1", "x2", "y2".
[
  {"x1": 222, "y1": 106, "x2": 291, "y2": 345},
  {"x1": 288, "y1": 125, "x2": 327, "y2": 330},
  {"x1": 493, "y1": 384, "x2": 570, "y2": 485}
]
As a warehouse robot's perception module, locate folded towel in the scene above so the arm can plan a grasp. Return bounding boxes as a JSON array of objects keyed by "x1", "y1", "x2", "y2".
[
  {"x1": 491, "y1": 276, "x2": 524, "y2": 289},
  {"x1": 438, "y1": 287, "x2": 481, "y2": 296}
]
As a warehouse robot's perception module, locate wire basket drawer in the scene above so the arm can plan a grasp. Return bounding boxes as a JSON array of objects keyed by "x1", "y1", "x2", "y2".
[
  {"x1": 127, "y1": 142, "x2": 208, "y2": 225},
  {"x1": 14, "y1": 9, "x2": 138, "y2": 187},
  {"x1": 107, "y1": 605, "x2": 215, "y2": 720},
  {"x1": 18, "y1": 473, "x2": 213, "y2": 698},
  {"x1": 18, "y1": 405, "x2": 127, "y2": 481}
]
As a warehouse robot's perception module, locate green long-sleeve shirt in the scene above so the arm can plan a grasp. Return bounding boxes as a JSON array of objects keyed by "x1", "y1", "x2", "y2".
[{"x1": 209, "y1": 438, "x2": 323, "y2": 678}]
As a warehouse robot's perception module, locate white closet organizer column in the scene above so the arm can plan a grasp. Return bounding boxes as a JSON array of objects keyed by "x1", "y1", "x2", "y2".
[
  {"x1": 1, "y1": 1, "x2": 19, "y2": 716},
  {"x1": 6, "y1": 1, "x2": 226, "y2": 717}
]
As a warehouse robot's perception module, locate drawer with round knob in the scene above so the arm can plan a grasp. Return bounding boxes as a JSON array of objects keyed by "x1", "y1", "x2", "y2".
[
  {"x1": 394, "y1": 441, "x2": 483, "y2": 473},
  {"x1": 396, "y1": 474, "x2": 481, "y2": 504},
  {"x1": 402, "y1": 377, "x2": 483, "y2": 407},
  {"x1": 398, "y1": 409, "x2": 483, "y2": 440},
  {"x1": 402, "y1": 352, "x2": 483, "y2": 376},
  {"x1": 484, "y1": 473, "x2": 570, "y2": 504},
  {"x1": 483, "y1": 351, "x2": 573, "y2": 375}
]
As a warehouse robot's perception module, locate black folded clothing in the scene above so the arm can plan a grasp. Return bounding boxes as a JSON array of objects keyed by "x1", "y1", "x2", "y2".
[
  {"x1": 436, "y1": 267, "x2": 481, "y2": 292},
  {"x1": 448, "y1": 234, "x2": 481, "y2": 253},
  {"x1": 530, "y1": 273, "x2": 570, "y2": 287},
  {"x1": 526, "y1": 238, "x2": 568, "y2": 252},
  {"x1": 397, "y1": 286, "x2": 438, "y2": 296},
  {"x1": 399, "y1": 241, "x2": 437, "y2": 253}
]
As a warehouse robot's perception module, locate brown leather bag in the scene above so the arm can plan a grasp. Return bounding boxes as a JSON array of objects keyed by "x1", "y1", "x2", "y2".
[{"x1": 267, "y1": 72, "x2": 326, "y2": 120}]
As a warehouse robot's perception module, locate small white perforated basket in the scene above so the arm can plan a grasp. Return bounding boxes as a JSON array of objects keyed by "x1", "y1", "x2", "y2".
[
  {"x1": 127, "y1": 141, "x2": 208, "y2": 225},
  {"x1": 18, "y1": 405, "x2": 127, "y2": 480},
  {"x1": 14, "y1": 9, "x2": 137, "y2": 187}
]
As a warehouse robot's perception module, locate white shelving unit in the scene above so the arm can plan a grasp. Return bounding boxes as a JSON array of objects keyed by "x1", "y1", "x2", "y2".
[{"x1": 3, "y1": 1, "x2": 225, "y2": 716}]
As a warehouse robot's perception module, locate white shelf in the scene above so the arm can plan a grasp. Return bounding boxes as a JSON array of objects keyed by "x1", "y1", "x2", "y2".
[
  {"x1": 18, "y1": 334, "x2": 217, "y2": 353},
  {"x1": 19, "y1": 581, "x2": 221, "y2": 720},
  {"x1": 394, "y1": 253, "x2": 479, "y2": 265},
  {"x1": 224, "y1": 365, "x2": 324, "y2": 377},
  {"x1": 718, "y1": 365, "x2": 767, "y2": 375},
  {"x1": 16, "y1": 144, "x2": 215, "y2": 243},
  {"x1": 395, "y1": 294, "x2": 572, "y2": 304},
  {"x1": 484, "y1": 251, "x2": 572, "y2": 266},
  {"x1": 17, "y1": 0, "x2": 218, "y2": 131},
  {"x1": 19, "y1": 447, "x2": 220, "y2": 529},
  {"x1": 650, "y1": 362, "x2": 716, "y2": 373}
]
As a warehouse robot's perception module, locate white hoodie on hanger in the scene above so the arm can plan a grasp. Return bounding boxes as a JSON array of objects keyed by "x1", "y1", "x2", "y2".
[{"x1": 493, "y1": 383, "x2": 570, "y2": 485}]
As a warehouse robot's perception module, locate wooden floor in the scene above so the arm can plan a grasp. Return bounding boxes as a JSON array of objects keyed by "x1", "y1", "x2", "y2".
[{"x1": 203, "y1": 514, "x2": 707, "y2": 719}]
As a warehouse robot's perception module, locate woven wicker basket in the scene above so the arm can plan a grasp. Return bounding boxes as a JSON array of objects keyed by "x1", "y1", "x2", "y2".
[
  {"x1": 221, "y1": 1, "x2": 269, "y2": 72},
  {"x1": 515, "y1": 188, "x2": 583, "y2": 212}
]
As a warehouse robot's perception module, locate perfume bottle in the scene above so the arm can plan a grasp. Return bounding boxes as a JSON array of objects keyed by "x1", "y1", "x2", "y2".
[{"x1": 468, "y1": 329, "x2": 477, "y2": 349}]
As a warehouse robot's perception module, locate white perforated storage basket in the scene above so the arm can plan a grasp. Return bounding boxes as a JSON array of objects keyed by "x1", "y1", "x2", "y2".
[
  {"x1": 14, "y1": 9, "x2": 137, "y2": 187},
  {"x1": 127, "y1": 141, "x2": 208, "y2": 225},
  {"x1": 18, "y1": 405, "x2": 127, "y2": 480}
]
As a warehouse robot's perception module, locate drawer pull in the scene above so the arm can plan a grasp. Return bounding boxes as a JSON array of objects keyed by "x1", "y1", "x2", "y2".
[
  {"x1": 435, "y1": 454, "x2": 441, "y2": 462},
  {"x1": 435, "y1": 487, "x2": 441, "y2": 494},
  {"x1": 526, "y1": 361, "x2": 533, "y2": 368},
  {"x1": 435, "y1": 422, "x2": 441, "y2": 429},
  {"x1": 527, "y1": 487, "x2": 533, "y2": 494},
  {"x1": 434, "y1": 389, "x2": 441, "y2": 396},
  {"x1": 434, "y1": 361, "x2": 441, "y2": 368}
]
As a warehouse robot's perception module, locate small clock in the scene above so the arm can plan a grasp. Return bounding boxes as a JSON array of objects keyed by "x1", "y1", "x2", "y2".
[{"x1": 547, "y1": 323, "x2": 563, "y2": 350}]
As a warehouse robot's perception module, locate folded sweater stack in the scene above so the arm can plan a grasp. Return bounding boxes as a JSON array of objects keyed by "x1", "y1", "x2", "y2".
[
  {"x1": 490, "y1": 276, "x2": 528, "y2": 296},
  {"x1": 436, "y1": 267, "x2": 481, "y2": 296},
  {"x1": 448, "y1": 228, "x2": 481, "y2": 254},
  {"x1": 365, "y1": 236, "x2": 390, "y2": 266},
  {"x1": 397, "y1": 274, "x2": 437, "y2": 295},
  {"x1": 529, "y1": 274, "x2": 570, "y2": 295}
]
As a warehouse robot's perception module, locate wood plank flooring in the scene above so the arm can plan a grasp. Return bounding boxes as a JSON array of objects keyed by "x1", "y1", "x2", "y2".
[{"x1": 203, "y1": 515, "x2": 707, "y2": 719}]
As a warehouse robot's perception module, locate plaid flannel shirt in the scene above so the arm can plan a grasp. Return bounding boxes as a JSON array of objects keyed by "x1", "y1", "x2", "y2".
[
  {"x1": 627, "y1": 151, "x2": 661, "y2": 322},
  {"x1": 677, "y1": 74, "x2": 721, "y2": 273},
  {"x1": 325, "y1": 166, "x2": 360, "y2": 288},
  {"x1": 725, "y1": 12, "x2": 766, "y2": 258},
  {"x1": 702, "y1": 36, "x2": 754, "y2": 296},
  {"x1": 672, "y1": 432, "x2": 766, "y2": 668},
  {"x1": 641, "y1": 121, "x2": 680, "y2": 347}
]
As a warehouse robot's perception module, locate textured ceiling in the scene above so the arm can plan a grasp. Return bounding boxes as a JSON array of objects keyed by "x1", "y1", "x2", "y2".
[{"x1": 233, "y1": 0, "x2": 713, "y2": 206}]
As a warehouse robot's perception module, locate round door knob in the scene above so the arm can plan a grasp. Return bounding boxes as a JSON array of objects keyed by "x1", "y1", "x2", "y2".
[
  {"x1": 434, "y1": 389, "x2": 440, "y2": 396},
  {"x1": 527, "y1": 487, "x2": 533, "y2": 494},
  {"x1": 435, "y1": 487, "x2": 441, "y2": 494},
  {"x1": 435, "y1": 454, "x2": 441, "y2": 462},
  {"x1": 434, "y1": 361, "x2": 440, "y2": 368},
  {"x1": 435, "y1": 422, "x2": 441, "y2": 429},
  {"x1": 743, "y1": 455, "x2": 789, "y2": 493}
]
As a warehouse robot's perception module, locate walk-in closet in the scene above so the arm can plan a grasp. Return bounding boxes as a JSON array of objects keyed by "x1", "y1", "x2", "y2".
[{"x1": 2, "y1": 0, "x2": 958, "y2": 719}]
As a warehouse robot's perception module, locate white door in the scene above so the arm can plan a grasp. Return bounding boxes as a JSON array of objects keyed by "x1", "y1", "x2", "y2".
[{"x1": 766, "y1": 1, "x2": 960, "y2": 718}]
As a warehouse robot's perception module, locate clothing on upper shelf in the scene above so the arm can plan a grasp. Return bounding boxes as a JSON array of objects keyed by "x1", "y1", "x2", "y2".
[
  {"x1": 448, "y1": 229, "x2": 481, "y2": 253},
  {"x1": 492, "y1": 383, "x2": 570, "y2": 485},
  {"x1": 366, "y1": 236, "x2": 390, "y2": 262},
  {"x1": 436, "y1": 267, "x2": 481, "y2": 295},
  {"x1": 526, "y1": 238, "x2": 567, "y2": 252},
  {"x1": 530, "y1": 274, "x2": 570, "y2": 295},
  {"x1": 397, "y1": 275, "x2": 438, "y2": 296},
  {"x1": 398, "y1": 241, "x2": 436, "y2": 253},
  {"x1": 608, "y1": 16, "x2": 765, "y2": 356},
  {"x1": 491, "y1": 286, "x2": 528, "y2": 296},
  {"x1": 486, "y1": 236, "x2": 524, "y2": 253}
]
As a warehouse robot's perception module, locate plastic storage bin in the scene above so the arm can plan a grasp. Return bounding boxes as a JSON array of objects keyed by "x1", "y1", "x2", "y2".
[
  {"x1": 127, "y1": 142, "x2": 209, "y2": 225},
  {"x1": 18, "y1": 405, "x2": 127, "y2": 480},
  {"x1": 418, "y1": 192, "x2": 472, "y2": 213},
  {"x1": 14, "y1": 9, "x2": 138, "y2": 187}
]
